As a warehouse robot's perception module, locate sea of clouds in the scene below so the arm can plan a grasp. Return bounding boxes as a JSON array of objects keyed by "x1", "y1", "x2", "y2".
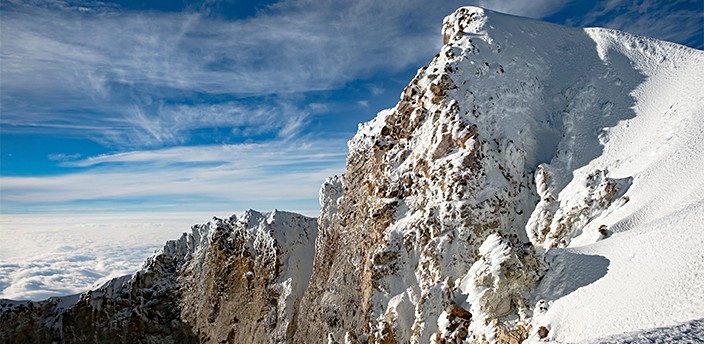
[{"x1": 0, "y1": 212, "x2": 222, "y2": 300}]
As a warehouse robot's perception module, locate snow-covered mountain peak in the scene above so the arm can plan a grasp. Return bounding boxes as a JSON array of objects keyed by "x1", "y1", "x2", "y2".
[
  {"x1": 320, "y1": 5, "x2": 703, "y2": 342},
  {"x1": 2, "y1": 6, "x2": 703, "y2": 344},
  {"x1": 442, "y1": 6, "x2": 489, "y2": 42}
]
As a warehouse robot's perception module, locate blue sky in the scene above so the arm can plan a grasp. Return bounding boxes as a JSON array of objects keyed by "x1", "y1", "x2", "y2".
[{"x1": 1, "y1": 0, "x2": 702, "y2": 216}]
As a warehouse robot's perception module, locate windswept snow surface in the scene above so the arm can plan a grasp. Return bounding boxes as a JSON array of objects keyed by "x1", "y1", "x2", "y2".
[{"x1": 508, "y1": 12, "x2": 704, "y2": 344}]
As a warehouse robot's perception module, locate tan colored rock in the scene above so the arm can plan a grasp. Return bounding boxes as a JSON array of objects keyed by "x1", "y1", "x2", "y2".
[
  {"x1": 538, "y1": 326, "x2": 549, "y2": 339},
  {"x1": 447, "y1": 304, "x2": 472, "y2": 320}
]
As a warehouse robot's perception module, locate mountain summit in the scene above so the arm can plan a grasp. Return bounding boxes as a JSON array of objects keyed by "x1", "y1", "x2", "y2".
[{"x1": 2, "y1": 6, "x2": 703, "y2": 343}]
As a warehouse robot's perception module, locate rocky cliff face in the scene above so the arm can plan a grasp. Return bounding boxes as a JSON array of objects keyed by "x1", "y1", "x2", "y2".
[{"x1": 2, "y1": 6, "x2": 702, "y2": 344}]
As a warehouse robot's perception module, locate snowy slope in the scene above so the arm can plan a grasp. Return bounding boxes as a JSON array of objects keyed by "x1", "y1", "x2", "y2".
[
  {"x1": 445, "y1": 7, "x2": 704, "y2": 343},
  {"x1": 447, "y1": 8, "x2": 704, "y2": 342},
  {"x1": 522, "y1": 14, "x2": 704, "y2": 344}
]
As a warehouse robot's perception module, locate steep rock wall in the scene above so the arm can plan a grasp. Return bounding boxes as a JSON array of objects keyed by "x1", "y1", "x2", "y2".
[{"x1": 297, "y1": 7, "x2": 555, "y2": 343}]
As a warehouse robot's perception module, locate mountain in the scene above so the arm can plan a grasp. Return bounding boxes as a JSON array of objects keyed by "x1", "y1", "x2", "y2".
[
  {"x1": 1, "y1": 210, "x2": 318, "y2": 343},
  {"x1": 2, "y1": 6, "x2": 703, "y2": 343}
]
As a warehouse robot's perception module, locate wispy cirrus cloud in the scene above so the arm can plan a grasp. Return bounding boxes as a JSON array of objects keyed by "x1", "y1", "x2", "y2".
[
  {"x1": 0, "y1": 138, "x2": 348, "y2": 213},
  {"x1": 64, "y1": 138, "x2": 344, "y2": 168},
  {"x1": 0, "y1": 98, "x2": 311, "y2": 147},
  {"x1": 47, "y1": 153, "x2": 82, "y2": 161},
  {"x1": 474, "y1": 0, "x2": 566, "y2": 18},
  {"x1": 0, "y1": 0, "x2": 458, "y2": 147},
  {"x1": 2, "y1": 0, "x2": 700, "y2": 149},
  {"x1": 1, "y1": 0, "x2": 576, "y2": 148},
  {"x1": 559, "y1": 0, "x2": 703, "y2": 49}
]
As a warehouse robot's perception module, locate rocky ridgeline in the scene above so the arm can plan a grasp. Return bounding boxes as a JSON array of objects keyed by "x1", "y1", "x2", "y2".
[
  {"x1": 0, "y1": 210, "x2": 317, "y2": 343},
  {"x1": 1, "y1": 6, "x2": 665, "y2": 343}
]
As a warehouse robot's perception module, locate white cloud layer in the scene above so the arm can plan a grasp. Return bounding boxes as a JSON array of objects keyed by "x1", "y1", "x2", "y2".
[{"x1": 0, "y1": 212, "x2": 219, "y2": 300}]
